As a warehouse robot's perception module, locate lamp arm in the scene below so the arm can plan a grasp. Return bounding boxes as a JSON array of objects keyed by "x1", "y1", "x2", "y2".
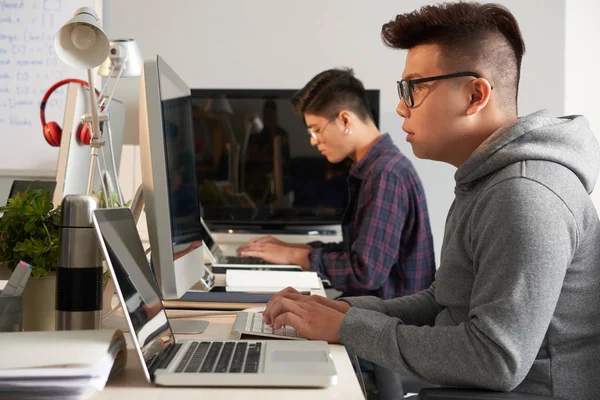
[
  {"x1": 102, "y1": 67, "x2": 124, "y2": 111},
  {"x1": 95, "y1": 151, "x2": 109, "y2": 206},
  {"x1": 98, "y1": 64, "x2": 116, "y2": 100},
  {"x1": 86, "y1": 68, "x2": 103, "y2": 195},
  {"x1": 104, "y1": 119, "x2": 125, "y2": 206}
]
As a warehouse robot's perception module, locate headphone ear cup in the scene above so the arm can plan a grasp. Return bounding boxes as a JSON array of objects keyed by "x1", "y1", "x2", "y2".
[
  {"x1": 43, "y1": 121, "x2": 62, "y2": 147},
  {"x1": 77, "y1": 123, "x2": 91, "y2": 145}
]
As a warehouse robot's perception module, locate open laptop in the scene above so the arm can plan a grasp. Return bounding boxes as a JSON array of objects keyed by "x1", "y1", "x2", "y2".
[
  {"x1": 92, "y1": 208, "x2": 337, "y2": 387},
  {"x1": 199, "y1": 218, "x2": 303, "y2": 272}
]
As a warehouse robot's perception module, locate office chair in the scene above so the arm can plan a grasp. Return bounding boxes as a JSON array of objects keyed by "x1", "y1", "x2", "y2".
[{"x1": 418, "y1": 386, "x2": 563, "y2": 399}]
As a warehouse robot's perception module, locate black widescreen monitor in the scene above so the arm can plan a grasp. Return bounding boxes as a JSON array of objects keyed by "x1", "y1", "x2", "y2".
[{"x1": 190, "y1": 89, "x2": 380, "y2": 229}]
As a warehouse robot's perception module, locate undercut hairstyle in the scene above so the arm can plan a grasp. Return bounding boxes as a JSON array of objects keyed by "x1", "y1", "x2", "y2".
[
  {"x1": 291, "y1": 68, "x2": 374, "y2": 123},
  {"x1": 381, "y1": 2, "x2": 525, "y2": 114}
]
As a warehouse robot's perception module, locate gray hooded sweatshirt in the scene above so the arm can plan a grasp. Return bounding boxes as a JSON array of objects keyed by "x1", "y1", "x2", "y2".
[{"x1": 339, "y1": 110, "x2": 600, "y2": 399}]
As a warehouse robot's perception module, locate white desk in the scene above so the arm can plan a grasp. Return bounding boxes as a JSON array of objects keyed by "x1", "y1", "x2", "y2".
[{"x1": 99, "y1": 312, "x2": 364, "y2": 399}]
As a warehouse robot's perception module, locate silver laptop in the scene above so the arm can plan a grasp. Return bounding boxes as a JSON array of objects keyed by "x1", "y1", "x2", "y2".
[
  {"x1": 199, "y1": 218, "x2": 302, "y2": 271},
  {"x1": 92, "y1": 208, "x2": 337, "y2": 387}
]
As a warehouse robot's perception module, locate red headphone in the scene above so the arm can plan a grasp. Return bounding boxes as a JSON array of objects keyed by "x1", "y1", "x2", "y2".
[{"x1": 40, "y1": 79, "x2": 100, "y2": 147}]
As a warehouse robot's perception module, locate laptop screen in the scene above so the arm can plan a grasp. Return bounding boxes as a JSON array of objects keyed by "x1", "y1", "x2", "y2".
[
  {"x1": 199, "y1": 218, "x2": 222, "y2": 259},
  {"x1": 93, "y1": 208, "x2": 175, "y2": 379}
]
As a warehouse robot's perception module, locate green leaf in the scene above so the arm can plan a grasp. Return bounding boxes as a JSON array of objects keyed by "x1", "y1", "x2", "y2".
[{"x1": 0, "y1": 188, "x2": 60, "y2": 277}]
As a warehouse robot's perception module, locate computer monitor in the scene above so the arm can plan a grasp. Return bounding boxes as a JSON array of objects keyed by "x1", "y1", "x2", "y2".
[
  {"x1": 9, "y1": 180, "x2": 57, "y2": 199},
  {"x1": 190, "y1": 88, "x2": 380, "y2": 229},
  {"x1": 139, "y1": 55, "x2": 210, "y2": 300},
  {"x1": 53, "y1": 83, "x2": 126, "y2": 206}
]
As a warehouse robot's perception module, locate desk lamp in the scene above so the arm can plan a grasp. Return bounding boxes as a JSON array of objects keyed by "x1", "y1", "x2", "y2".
[
  {"x1": 54, "y1": 7, "x2": 109, "y2": 331},
  {"x1": 55, "y1": 7, "x2": 109, "y2": 196}
]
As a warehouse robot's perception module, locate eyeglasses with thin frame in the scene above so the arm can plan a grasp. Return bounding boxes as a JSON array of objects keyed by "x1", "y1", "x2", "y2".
[
  {"x1": 397, "y1": 71, "x2": 492, "y2": 108},
  {"x1": 307, "y1": 119, "x2": 332, "y2": 143}
]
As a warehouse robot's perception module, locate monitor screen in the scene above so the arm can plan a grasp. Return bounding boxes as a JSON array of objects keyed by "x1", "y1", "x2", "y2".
[
  {"x1": 139, "y1": 55, "x2": 208, "y2": 299},
  {"x1": 191, "y1": 89, "x2": 380, "y2": 227},
  {"x1": 160, "y1": 90, "x2": 203, "y2": 244},
  {"x1": 9, "y1": 180, "x2": 56, "y2": 200}
]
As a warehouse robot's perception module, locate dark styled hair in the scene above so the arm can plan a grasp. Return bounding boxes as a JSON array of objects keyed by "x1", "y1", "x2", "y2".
[
  {"x1": 381, "y1": 2, "x2": 525, "y2": 113},
  {"x1": 291, "y1": 68, "x2": 373, "y2": 122}
]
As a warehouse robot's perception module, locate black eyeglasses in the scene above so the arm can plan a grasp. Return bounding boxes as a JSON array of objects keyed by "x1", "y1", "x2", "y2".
[{"x1": 397, "y1": 71, "x2": 491, "y2": 108}]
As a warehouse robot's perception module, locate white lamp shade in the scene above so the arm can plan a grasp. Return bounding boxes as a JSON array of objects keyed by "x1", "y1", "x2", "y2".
[
  {"x1": 97, "y1": 39, "x2": 143, "y2": 77},
  {"x1": 246, "y1": 115, "x2": 264, "y2": 133},
  {"x1": 204, "y1": 96, "x2": 234, "y2": 115},
  {"x1": 55, "y1": 7, "x2": 109, "y2": 69}
]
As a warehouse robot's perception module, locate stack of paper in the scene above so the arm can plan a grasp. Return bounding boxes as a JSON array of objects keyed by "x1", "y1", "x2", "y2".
[
  {"x1": 0, "y1": 329, "x2": 126, "y2": 399},
  {"x1": 225, "y1": 270, "x2": 321, "y2": 292}
]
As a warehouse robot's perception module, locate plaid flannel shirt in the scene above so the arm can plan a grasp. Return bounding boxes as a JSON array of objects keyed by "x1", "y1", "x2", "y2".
[{"x1": 308, "y1": 134, "x2": 435, "y2": 299}]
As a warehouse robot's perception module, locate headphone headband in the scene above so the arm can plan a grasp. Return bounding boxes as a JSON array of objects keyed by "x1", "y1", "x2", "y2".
[{"x1": 40, "y1": 79, "x2": 102, "y2": 147}]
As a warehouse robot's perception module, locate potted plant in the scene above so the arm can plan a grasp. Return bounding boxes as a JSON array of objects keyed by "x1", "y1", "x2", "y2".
[{"x1": 0, "y1": 189, "x2": 60, "y2": 331}]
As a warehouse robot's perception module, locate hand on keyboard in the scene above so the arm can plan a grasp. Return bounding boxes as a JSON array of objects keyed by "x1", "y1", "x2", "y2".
[
  {"x1": 250, "y1": 312, "x2": 301, "y2": 338},
  {"x1": 263, "y1": 290, "x2": 347, "y2": 343},
  {"x1": 236, "y1": 236, "x2": 311, "y2": 267}
]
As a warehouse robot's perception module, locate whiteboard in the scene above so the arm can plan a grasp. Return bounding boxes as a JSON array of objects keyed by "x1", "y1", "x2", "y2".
[{"x1": 0, "y1": 0, "x2": 99, "y2": 174}]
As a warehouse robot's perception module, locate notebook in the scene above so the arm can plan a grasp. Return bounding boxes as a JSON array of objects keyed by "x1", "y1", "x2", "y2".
[
  {"x1": 0, "y1": 329, "x2": 126, "y2": 398},
  {"x1": 92, "y1": 207, "x2": 337, "y2": 387},
  {"x1": 225, "y1": 270, "x2": 321, "y2": 293}
]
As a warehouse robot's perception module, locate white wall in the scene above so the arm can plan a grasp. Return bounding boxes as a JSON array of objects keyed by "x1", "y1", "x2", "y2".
[
  {"x1": 104, "y1": 0, "x2": 566, "y2": 266},
  {"x1": 565, "y1": 0, "x2": 600, "y2": 209}
]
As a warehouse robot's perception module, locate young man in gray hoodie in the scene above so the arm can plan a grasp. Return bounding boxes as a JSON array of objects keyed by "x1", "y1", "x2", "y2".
[{"x1": 262, "y1": 2, "x2": 600, "y2": 399}]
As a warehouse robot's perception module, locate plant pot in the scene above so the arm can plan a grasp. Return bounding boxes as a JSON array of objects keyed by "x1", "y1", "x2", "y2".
[{"x1": 22, "y1": 273, "x2": 56, "y2": 331}]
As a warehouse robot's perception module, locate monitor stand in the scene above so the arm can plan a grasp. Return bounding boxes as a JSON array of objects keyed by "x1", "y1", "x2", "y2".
[
  {"x1": 170, "y1": 319, "x2": 209, "y2": 334},
  {"x1": 103, "y1": 304, "x2": 209, "y2": 334}
]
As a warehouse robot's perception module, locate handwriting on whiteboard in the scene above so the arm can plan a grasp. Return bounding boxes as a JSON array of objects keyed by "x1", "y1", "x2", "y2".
[{"x1": 0, "y1": 0, "x2": 93, "y2": 171}]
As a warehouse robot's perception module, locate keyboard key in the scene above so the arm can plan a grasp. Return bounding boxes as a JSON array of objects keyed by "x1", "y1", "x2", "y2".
[
  {"x1": 246, "y1": 312, "x2": 304, "y2": 338},
  {"x1": 284, "y1": 326, "x2": 298, "y2": 337},
  {"x1": 214, "y1": 342, "x2": 235, "y2": 373},
  {"x1": 185, "y1": 342, "x2": 210, "y2": 373},
  {"x1": 199, "y1": 342, "x2": 222, "y2": 372},
  {"x1": 227, "y1": 256, "x2": 269, "y2": 265},
  {"x1": 251, "y1": 314, "x2": 262, "y2": 332},
  {"x1": 229, "y1": 342, "x2": 247, "y2": 373},
  {"x1": 243, "y1": 343, "x2": 262, "y2": 373},
  {"x1": 176, "y1": 342, "x2": 198, "y2": 372},
  {"x1": 263, "y1": 325, "x2": 274, "y2": 334}
]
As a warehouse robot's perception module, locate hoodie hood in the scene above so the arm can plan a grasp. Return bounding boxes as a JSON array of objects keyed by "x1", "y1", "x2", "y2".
[{"x1": 456, "y1": 110, "x2": 600, "y2": 193}]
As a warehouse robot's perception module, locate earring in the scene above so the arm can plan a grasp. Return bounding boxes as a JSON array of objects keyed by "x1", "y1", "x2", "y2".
[{"x1": 344, "y1": 128, "x2": 352, "y2": 135}]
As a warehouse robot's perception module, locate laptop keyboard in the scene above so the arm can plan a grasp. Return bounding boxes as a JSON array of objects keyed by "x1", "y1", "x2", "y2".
[
  {"x1": 225, "y1": 256, "x2": 270, "y2": 265},
  {"x1": 175, "y1": 341, "x2": 262, "y2": 373},
  {"x1": 250, "y1": 312, "x2": 300, "y2": 338}
]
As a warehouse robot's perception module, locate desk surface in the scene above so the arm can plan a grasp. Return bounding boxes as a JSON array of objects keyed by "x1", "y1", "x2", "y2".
[{"x1": 99, "y1": 311, "x2": 364, "y2": 399}]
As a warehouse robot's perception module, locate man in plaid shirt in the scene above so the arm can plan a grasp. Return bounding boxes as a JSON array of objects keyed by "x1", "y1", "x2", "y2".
[{"x1": 237, "y1": 68, "x2": 435, "y2": 300}]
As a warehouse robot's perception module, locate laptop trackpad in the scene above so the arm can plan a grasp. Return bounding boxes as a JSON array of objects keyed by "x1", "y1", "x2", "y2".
[{"x1": 271, "y1": 351, "x2": 329, "y2": 363}]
